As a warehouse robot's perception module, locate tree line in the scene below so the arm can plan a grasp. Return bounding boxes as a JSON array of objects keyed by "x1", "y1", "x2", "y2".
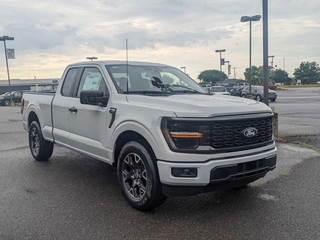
[{"x1": 198, "y1": 61, "x2": 320, "y2": 85}]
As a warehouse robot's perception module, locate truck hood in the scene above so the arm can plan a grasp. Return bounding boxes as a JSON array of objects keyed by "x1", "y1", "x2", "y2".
[{"x1": 126, "y1": 94, "x2": 272, "y2": 118}]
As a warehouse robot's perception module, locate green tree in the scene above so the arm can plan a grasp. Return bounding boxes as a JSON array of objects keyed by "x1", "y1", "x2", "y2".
[
  {"x1": 197, "y1": 70, "x2": 227, "y2": 85},
  {"x1": 244, "y1": 66, "x2": 263, "y2": 85},
  {"x1": 271, "y1": 69, "x2": 290, "y2": 84},
  {"x1": 293, "y1": 61, "x2": 320, "y2": 84}
]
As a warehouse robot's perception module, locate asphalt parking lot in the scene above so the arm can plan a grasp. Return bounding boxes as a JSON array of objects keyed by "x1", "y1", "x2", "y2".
[{"x1": 0, "y1": 88, "x2": 319, "y2": 240}]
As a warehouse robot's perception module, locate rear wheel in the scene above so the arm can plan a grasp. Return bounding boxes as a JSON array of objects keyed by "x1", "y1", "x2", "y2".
[
  {"x1": 241, "y1": 94, "x2": 246, "y2": 98},
  {"x1": 29, "y1": 121, "x2": 54, "y2": 161},
  {"x1": 117, "y1": 141, "x2": 167, "y2": 211}
]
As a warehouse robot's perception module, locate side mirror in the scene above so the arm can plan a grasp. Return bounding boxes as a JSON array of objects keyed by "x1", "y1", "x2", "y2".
[{"x1": 80, "y1": 90, "x2": 108, "y2": 107}]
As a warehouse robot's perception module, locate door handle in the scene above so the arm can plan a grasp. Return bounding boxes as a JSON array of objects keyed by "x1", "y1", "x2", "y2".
[{"x1": 68, "y1": 107, "x2": 78, "y2": 113}]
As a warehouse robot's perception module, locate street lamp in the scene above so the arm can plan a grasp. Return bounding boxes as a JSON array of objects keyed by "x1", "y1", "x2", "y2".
[
  {"x1": 240, "y1": 15, "x2": 261, "y2": 94},
  {"x1": 215, "y1": 49, "x2": 226, "y2": 72},
  {"x1": 86, "y1": 57, "x2": 98, "y2": 61},
  {"x1": 180, "y1": 66, "x2": 186, "y2": 74},
  {"x1": 225, "y1": 61, "x2": 230, "y2": 78},
  {"x1": 0, "y1": 36, "x2": 14, "y2": 104},
  {"x1": 268, "y1": 55, "x2": 275, "y2": 68}
]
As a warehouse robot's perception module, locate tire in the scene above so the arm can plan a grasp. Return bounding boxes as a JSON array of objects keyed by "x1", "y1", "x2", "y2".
[
  {"x1": 270, "y1": 99, "x2": 276, "y2": 102},
  {"x1": 29, "y1": 121, "x2": 54, "y2": 161},
  {"x1": 4, "y1": 100, "x2": 10, "y2": 106},
  {"x1": 117, "y1": 141, "x2": 167, "y2": 211},
  {"x1": 241, "y1": 94, "x2": 246, "y2": 98},
  {"x1": 256, "y1": 95, "x2": 261, "y2": 102}
]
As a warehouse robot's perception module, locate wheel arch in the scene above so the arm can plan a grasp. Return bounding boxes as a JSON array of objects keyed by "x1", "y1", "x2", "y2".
[
  {"x1": 113, "y1": 130, "x2": 156, "y2": 167},
  {"x1": 28, "y1": 111, "x2": 40, "y2": 128}
]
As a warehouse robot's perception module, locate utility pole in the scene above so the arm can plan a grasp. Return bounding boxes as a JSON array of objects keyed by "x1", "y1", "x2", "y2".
[
  {"x1": 233, "y1": 67, "x2": 236, "y2": 79},
  {"x1": 263, "y1": 0, "x2": 269, "y2": 106},
  {"x1": 283, "y1": 58, "x2": 286, "y2": 71}
]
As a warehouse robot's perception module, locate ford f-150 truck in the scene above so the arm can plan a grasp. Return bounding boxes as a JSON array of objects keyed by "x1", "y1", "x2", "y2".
[{"x1": 22, "y1": 60, "x2": 277, "y2": 211}]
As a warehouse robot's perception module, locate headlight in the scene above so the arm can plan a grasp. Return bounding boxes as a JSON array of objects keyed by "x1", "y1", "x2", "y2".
[{"x1": 161, "y1": 119, "x2": 203, "y2": 150}]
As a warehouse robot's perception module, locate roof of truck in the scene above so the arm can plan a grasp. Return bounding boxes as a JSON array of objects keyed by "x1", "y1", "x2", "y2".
[{"x1": 71, "y1": 60, "x2": 170, "y2": 67}]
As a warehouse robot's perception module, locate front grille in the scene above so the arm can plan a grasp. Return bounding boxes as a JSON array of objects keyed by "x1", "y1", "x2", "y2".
[{"x1": 198, "y1": 117, "x2": 273, "y2": 151}]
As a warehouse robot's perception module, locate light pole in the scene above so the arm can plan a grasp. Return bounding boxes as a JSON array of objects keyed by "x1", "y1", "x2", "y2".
[
  {"x1": 86, "y1": 57, "x2": 98, "y2": 61},
  {"x1": 225, "y1": 61, "x2": 230, "y2": 77},
  {"x1": 180, "y1": 66, "x2": 186, "y2": 74},
  {"x1": 0, "y1": 35, "x2": 14, "y2": 103},
  {"x1": 241, "y1": 15, "x2": 261, "y2": 94},
  {"x1": 215, "y1": 49, "x2": 226, "y2": 72},
  {"x1": 268, "y1": 55, "x2": 275, "y2": 68}
]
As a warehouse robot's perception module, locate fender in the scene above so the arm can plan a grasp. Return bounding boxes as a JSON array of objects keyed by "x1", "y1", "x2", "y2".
[{"x1": 108, "y1": 120, "x2": 166, "y2": 162}]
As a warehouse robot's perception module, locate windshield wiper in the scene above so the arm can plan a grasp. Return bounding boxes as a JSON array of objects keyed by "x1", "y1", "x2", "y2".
[
  {"x1": 123, "y1": 90, "x2": 172, "y2": 95},
  {"x1": 168, "y1": 84, "x2": 205, "y2": 94}
]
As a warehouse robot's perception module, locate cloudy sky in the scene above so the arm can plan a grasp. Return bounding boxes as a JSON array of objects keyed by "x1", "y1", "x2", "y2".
[{"x1": 0, "y1": 0, "x2": 319, "y2": 81}]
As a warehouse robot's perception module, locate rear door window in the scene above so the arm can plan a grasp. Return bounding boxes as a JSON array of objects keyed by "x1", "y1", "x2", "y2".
[{"x1": 61, "y1": 68, "x2": 78, "y2": 97}]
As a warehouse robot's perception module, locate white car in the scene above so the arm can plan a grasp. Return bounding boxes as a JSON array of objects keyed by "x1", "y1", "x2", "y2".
[{"x1": 209, "y1": 86, "x2": 230, "y2": 95}]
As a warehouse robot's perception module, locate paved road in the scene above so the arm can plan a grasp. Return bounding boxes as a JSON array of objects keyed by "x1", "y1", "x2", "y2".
[{"x1": 0, "y1": 89, "x2": 319, "y2": 239}]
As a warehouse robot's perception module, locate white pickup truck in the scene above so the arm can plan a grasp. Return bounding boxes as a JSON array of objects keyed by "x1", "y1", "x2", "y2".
[{"x1": 22, "y1": 61, "x2": 277, "y2": 211}]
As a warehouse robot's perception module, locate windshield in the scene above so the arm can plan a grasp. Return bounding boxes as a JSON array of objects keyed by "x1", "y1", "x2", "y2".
[{"x1": 105, "y1": 64, "x2": 206, "y2": 94}]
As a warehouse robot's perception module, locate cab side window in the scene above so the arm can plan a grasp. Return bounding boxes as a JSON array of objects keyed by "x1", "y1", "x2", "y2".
[
  {"x1": 61, "y1": 68, "x2": 78, "y2": 97},
  {"x1": 77, "y1": 68, "x2": 107, "y2": 98}
]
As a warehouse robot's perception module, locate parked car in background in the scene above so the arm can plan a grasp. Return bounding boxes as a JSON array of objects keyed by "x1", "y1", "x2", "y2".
[
  {"x1": 209, "y1": 86, "x2": 230, "y2": 95},
  {"x1": 268, "y1": 83, "x2": 277, "y2": 90},
  {"x1": 241, "y1": 86, "x2": 277, "y2": 102},
  {"x1": 201, "y1": 84, "x2": 211, "y2": 92},
  {"x1": 0, "y1": 90, "x2": 24, "y2": 106},
  {"x1": 0, "y1": 92, "x2": 10, "y2": 97},
  {"x1": 230, "y1": 87, "x2": 244, "y2": 97}
]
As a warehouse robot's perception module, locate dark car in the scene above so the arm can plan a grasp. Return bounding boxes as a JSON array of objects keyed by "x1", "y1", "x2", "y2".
[
  {"x1": 0, "y1": 91, "x2": 24, "y2": 106},
  {"x1": 230, "y1": 87, "x2": 244, "y2": 96},
  {"x1": 241, "y1": 86, "x2": 277, "y2": 102}
]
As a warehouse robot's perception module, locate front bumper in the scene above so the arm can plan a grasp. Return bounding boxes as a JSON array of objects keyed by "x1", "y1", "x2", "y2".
[{"x1": 157, "y1": 146, "x2": 277, "y2": 195}]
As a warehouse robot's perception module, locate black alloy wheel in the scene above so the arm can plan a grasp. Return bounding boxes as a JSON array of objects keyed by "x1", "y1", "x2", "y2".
[
  {"x1": 29, "y1": 121, "x2": 54, "y2": 161},
  {"x1": 117, "y1": 141, "x2": 167, "y2": 211}
]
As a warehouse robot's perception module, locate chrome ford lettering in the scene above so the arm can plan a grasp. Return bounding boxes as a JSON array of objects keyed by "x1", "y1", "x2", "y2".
[{"x1": 243, "y1": 127, "x2": 258, "y2": 137}]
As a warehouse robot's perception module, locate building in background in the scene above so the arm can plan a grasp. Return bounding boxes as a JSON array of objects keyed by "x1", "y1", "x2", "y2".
[{"x1": 0, "y1": 78, "x2": 59, "y2": 94}]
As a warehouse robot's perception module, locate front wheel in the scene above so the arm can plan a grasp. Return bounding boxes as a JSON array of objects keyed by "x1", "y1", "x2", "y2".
[
  {"x1": 117, "y1": 141, "x2": 167, "y2": 211},
  {"x1": 4, "y1": 100, "x2": 10, "y2": 106},
  {"x1": 256, "y1": 95, "x2": 261, "y2": 102},
  {"x1": 29, "y1": 121, "x2": 54, "y2": 161}
]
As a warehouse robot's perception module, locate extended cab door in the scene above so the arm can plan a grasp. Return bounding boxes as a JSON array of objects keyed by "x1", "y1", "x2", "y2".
[
  {"x1": 67, "y1": 67, "x2": 111, "y2": 161},
  {"x1": 52, "y1": 67, "x2": 80, "y2": 146}
]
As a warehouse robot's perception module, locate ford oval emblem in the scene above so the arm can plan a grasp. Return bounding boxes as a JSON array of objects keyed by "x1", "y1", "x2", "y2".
[{"x1": 243, "y1": 127, "x2": 258, "y2": 137}]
